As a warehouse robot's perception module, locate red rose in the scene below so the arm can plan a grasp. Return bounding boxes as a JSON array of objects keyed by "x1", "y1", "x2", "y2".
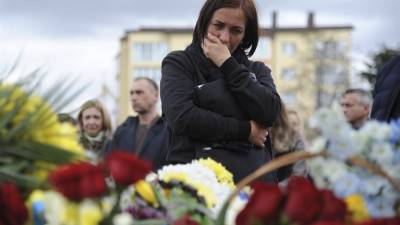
[
  {"x1": 310, "y1": 222, "x2": 346, "y2": 225},
  {"x1": 355, "y1": 217, "x2": 400, "y2": 225},
  {"x1": 106, "y1": 151, "x2": 152, "y2": 186},
  {"x1": 236, "y1": 182, "x2": 284, "y2": 225},
  {"x1": 0, "y1": 182, "x2": 28, "y2": 225},
  {"x1": 283, "y1": 176, "x2": 322, "y2": 225},
  {"x1": 318, "y1": 189, "x2": 347, "y2": 222},
  {"x1": 49, "y1": 162, "x2": 106, "y2": 201},
  {"x1": 173, "y1": 214, "x2": 199, "y2": 225}
]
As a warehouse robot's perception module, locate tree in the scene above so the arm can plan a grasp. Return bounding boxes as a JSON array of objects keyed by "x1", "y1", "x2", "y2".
[{"x1": 360, "y1": 46, "x2": 400, "y2": 88}]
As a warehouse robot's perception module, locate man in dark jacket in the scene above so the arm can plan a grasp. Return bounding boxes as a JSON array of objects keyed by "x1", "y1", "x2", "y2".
[
  {"x1": 108, "y1": 77, "x2": 168, "y2": 170},
  {"x1": 371, "y1": 54, "x2": 400, "y2": 122}
]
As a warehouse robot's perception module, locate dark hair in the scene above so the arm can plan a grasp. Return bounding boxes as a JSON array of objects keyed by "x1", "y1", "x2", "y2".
[
  {"x1": 134, "y1": 77, "x2": 159, "y2": 92},
  {"x1": 192, "y1": 0, "x2": 259, "y2": 57}
]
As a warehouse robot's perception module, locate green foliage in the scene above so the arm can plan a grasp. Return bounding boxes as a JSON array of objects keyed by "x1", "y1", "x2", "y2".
[
  {"x1": 0, "y1": 62, "x2": 85, "y2": 192},
  {"x1": 360, "y1": 46, "x2": 400, "y2": 88}
]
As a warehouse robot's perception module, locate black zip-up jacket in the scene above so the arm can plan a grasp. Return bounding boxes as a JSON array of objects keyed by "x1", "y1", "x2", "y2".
[{"x1": 161, "y1": 43, "x2": 281, "y2": 183}]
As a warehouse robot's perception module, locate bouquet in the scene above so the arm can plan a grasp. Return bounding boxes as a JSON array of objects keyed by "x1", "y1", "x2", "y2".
[
  {"x1": 308, "y1": 106, "x2": 400, "y2": 218},
  {"x1": 25, "y1": 154, "x2": 246, "y2": 225}
]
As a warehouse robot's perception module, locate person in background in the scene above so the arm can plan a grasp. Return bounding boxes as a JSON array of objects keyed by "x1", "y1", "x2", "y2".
[
  {"x1": 108, "y1": 77, "x2": 168, "y2": 170},
  {"x1": 77, "y1": 99, "x2": 112, "y2": 160},
  {"x1": 161, "y1": 0, "x2": 281, "y2": 183},
  {"x1": 371, "y1": 54, "x2": 400, "y2": 122},
  {"x1": 340, "y1": 88, "x2": 372, "y2": 129},
  {"x1": 269, "y1": 104, "x2": 308, "y2": 182}
]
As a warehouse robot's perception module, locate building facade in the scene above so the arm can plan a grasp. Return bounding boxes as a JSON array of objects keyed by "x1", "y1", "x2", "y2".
[{"x1": 116, "y1": 12, "x2": 353, "y2": 124}]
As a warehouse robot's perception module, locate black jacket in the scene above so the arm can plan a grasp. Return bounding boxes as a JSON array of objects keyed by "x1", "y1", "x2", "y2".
[
  {"x1": 107, "y1": 116, "x2": 168, "y2": 170},
  {"x1": 161, "y1": 43, "x2": 281, "y2": 183},
  {"x1": 371, "y1": 54, "x2": 400, "y2": 122}
]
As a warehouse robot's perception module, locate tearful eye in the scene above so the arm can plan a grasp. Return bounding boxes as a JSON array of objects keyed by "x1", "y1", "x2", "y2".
[{"x1": 213, "y1": 23, "x2": 224, "y2": 29}]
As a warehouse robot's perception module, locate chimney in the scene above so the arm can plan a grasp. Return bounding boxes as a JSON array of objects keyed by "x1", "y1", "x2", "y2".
[
  {"x1": 272, "y1": 11, "x2": 277, "y2": 30},
  {"x1": 307, "y1": 12, "x2": 315, "y2": 28}
]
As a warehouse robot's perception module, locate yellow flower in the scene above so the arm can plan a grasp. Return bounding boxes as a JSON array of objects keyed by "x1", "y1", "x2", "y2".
[
  {"x1": 134, "y1": 180, "x2": 158, "y2": 207},
  {"x1": 162, "y1": 172, "x2": 189, "y2": 184},
  {"x1": 345, "y1": 194, "x2": 370, "y2": 223},
  {"x1": 28, "y1": 161, "x2": 55, "y2": 182},
  {"x1": 194, "y1": 183, "x2": 216, "y2": 208},
  {"x1": 79, "y1": 200, "x2": 103, "y2": 225},
  {"x1": 198, "y1": 158, "x2": 235, "y2": 188},
  {"x1": 26, "y1": 190, "x2": 45, "y2": 225},
  {"x1": 36, "y1": 122, "x2": 84, "y2": 156},
  {"x1": 161, "y1": 171, "x2": 216, "y2": 208},
  {"x1": 0, "y1": 83, "x2": 84, "y2": 158}
]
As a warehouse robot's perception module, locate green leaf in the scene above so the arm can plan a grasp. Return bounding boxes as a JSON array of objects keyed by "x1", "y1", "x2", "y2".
[
  {"x1": 215, "y1": 200, "x2": 230, "y2": 225},
  {"x1": 0, "y1": 168, "x2": 41, "y2": 188},
  {"x1": 1, "y1": 141, "x2": 80, "y2": 164},
  {"x1": 151, "y1": 183, "x2": 168, "y2": 208}
]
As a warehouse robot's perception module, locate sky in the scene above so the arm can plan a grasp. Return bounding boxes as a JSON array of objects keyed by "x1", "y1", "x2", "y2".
[{"x1": 0, "y1": 0, "x2": 399, "y2": 116}]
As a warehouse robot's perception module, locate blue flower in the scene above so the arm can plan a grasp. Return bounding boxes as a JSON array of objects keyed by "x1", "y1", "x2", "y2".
[
  {"x1": 389, "y1": 119, "x2": 400, "y2": 145},
  {"x1": 333, "y1": 172, "x2": 361, "y2": 197}
]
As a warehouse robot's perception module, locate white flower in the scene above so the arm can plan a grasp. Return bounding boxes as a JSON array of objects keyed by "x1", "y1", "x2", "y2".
[
  {"x1": 113, "y1": 213, "x2": 134, "y2": 225},
  {"x1": 350, "y1": 131, "x2": 370, "y2": 154},
  {"x1": 157, "y1": 159, "x2": 234, "y2": 213},
  {"x1": 309, "y1": 137, "x2": 327, "y2": 153},
  {"x1": 307, "y1": 158, "x2": 346, "y2": 188},
  {"x1": 308, "y1": 107, "x2": 399, "y2": 219},
  {"x1": 43, "y1": 191, "x2": 69, "y2": 225},
  {"x1": 333, "y1": 172, "x2": 362, "y2": 197},
  {"x1": 362, "y1": 177, "x2": 387, "y2": 195},
  {"x1": 360, "y1": 121, "x2": 391, "y2": 141},
  {"x1": 224, "y1": 194, "x2": 248, "y2": 225},
  {"x1": 369, "y1": 142, "x2": 393, "y2": 164}
]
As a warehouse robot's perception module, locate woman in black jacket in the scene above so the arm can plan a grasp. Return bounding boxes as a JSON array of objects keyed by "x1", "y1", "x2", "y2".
[{"x1": 161, "y1": 0, "x2": 281, "y2": 183}]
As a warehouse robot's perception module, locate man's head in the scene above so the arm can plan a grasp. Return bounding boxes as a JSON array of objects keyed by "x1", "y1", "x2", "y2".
[
  {"x1": 130, "y1": 77, "x2": 159, "y2": 115},
  {"x1": 340, "y1": 88, "x2": 372, "y2": 129}
]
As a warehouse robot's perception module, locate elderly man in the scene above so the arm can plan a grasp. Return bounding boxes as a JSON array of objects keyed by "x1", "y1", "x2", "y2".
[
  {"x1": 108, "y1": 77, "x2": 168, "y2": 170},
  {"x1": 340, "y1": 88, "x2": 372, "y2": 129}
]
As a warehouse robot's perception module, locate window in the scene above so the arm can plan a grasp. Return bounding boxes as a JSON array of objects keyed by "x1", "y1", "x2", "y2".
[
  {"x1": 315, "y1": 40, "x2": 346, "y2": 59},
  {"x1": 282, "y1": 42, "x2": 297, "y2": 57},
  {"x1": 132, "y1": 67, "x2": 162, "y2": 84},
  {"x1": 251, "y1": 36, "x2": 271, "y2": 59},
  {"x1": 132, "y1": 42, "x2": 168, "y2": 62},
  {"x1": 281, "y1": 68, "x2": 297, "y2": 80},
  {"x1": 316, "y1": 64, "x2": 347, "y2": 85}
]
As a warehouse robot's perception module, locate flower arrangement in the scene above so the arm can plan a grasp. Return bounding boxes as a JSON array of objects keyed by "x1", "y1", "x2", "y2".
[
  {"x1": 2, "y1": 63, "x2": 400, "y2": 225},
  {"x1": 0, "y1": 71, "x2": 85, "y2": 193},
  {"x1": 32, "y1": 151, "x2": 153, "y2": 225},
  {"x1": 20, "y1": 153, "x2": 243, "y2": 225},
  {"x1": 308, "y1": 106, "x2": 400, "y2": 218}
]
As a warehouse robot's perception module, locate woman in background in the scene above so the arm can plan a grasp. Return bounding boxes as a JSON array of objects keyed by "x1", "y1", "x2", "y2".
[
  {"x1": 269, "y1": 104, "x2": 308, "y2": 182},
  {"x1": 77, "y1": 99, "x2": 112, "y2": 160}
]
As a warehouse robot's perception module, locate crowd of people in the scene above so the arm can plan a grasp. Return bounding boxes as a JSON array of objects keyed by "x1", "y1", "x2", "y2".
[{"x1": 62, "y1": 0, "x2": 400, "y2": 184}]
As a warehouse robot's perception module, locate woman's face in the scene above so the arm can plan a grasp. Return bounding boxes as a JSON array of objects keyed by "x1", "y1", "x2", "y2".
[
  {"x1": 81, "y1": 107, "x2": 103, "y2": 137},
  {"x1": 206, "y1": 7, "x2": 246, "y2": 53}
]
